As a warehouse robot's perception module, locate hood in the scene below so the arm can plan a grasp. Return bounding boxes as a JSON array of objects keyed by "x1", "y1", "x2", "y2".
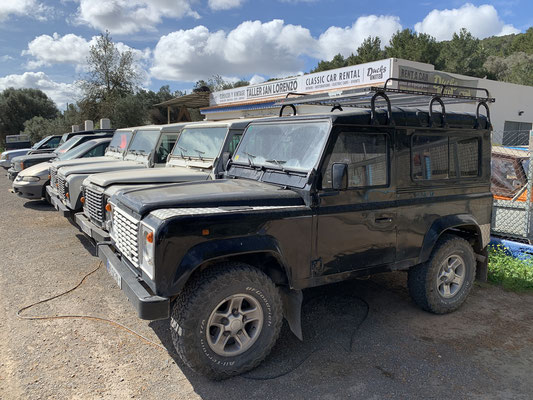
[
  {"x1": 2, "y1": 149, "x2": 30, "y2": 158},
  {"x1": 114, "y1": 179, "x2": 305, "y2": 215},
  {"x1": 52, "y1": 156, "x2": 114, "y2": 170},
  {"x1": 13, "y1": 153, "x2": 55, "y2": 163},
  {"x1": 17, "y1": 162, "x2": 51, "y2": 177},
  {"x1": 59, "y1": 160, "x2": 144, "y2": 177},
  {"x1": 88, "y1": 166, "x2": 210, "y2": 187}
]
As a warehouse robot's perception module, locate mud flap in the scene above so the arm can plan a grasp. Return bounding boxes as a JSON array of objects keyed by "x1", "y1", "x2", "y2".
[
  {"x1": 280, "y1": 287, "x2": 303, "y2": 341},
  {"x1": 476, "y1": 248, "x2": 488, "y2": 282}
]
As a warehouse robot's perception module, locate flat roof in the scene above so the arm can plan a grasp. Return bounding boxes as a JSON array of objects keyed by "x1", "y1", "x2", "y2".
[{"x1": 154, "y1": 91, "x2": 210, "y2": 108}]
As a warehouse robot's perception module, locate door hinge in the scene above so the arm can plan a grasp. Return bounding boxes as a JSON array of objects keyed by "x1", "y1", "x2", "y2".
[{"x1": 311, "y1": 258, "x2": 324, "y2": 276}]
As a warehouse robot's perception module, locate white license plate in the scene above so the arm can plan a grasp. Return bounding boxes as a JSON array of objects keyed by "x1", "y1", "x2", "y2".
[{"x1": 106, "y1": 259, "x2": 122, "y2": 289}]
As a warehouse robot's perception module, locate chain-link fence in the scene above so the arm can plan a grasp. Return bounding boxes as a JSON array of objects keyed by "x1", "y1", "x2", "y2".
[{"x1": 491, "y1": 130, "x2": 533, "y2": 243}]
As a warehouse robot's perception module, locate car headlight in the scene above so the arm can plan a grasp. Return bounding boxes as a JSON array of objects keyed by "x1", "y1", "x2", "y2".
[
  {"x1": 22, "y1": 176, "x2": 40, "y2": 182},
  {"x1": 139, "y1": 223, "x2": 155, "y2": 280}
]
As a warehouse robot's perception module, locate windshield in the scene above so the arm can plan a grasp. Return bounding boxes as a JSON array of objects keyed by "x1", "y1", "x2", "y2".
[
  {"x1": 108, "y1": 130, "x2": 133, "y2": 153},
  {"x1": 126, "y1": 130, "x2": 160, "y2": 155},
  {"x1": 55, "y1": 136, "x2": 82, "y2": 154},
  {"x1": 171, "y1": 127, "x2": 228, "y2": 159},
  {"x1": 233, "y1": 121, "x2": 330, "y2": 172},
  {"x1": 57, "y1": 140, "x2": 98, "y2": 161},
  {"x1": 31, "y1": 136, "x2": 50, "y2": 149}
]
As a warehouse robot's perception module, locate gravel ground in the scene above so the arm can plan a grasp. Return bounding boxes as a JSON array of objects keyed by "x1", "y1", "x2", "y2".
[{"x1": 1, "y1": 171, "x2": 533, "y2": 400}]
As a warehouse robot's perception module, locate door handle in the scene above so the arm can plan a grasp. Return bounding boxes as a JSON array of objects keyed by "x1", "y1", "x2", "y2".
[{"x1": 375, "y1": 217, "x2": 393, "y2": 223}]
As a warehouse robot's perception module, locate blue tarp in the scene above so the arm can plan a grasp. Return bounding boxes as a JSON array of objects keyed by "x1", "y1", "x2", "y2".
[{"x1": 489, "y1": 237, "x2": 533, "y2": 260}]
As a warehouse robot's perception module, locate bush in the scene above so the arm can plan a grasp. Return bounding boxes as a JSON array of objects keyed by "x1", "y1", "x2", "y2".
[{"x1": 488, "y1": 245, "x2": 533, "y2": 291}]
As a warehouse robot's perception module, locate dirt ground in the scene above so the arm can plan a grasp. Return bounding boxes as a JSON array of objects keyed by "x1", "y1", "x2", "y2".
[{"x1": 1, "y1": 172, "x2": 533, "y2": 400}]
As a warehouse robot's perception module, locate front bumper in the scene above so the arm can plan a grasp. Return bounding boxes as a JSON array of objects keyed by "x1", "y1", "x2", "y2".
[
  {"x1": 48, "y1": 188, "x2": 71, "y2": 218},
  {"x1": 97, "y1": 244, "x2": 169, "y2": 320},
  {"x1": 7, "y1": 168, "x2": 18, "y2": 181},
  {"x1": 12, "y1": 179, "x2": 45, "y2": 199},
  {"x1": 75, "y1": 212, "x2": 110, "y2": 242}
]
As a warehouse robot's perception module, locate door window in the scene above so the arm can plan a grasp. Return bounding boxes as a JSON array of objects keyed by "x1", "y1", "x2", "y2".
[
  {"x1": 323, "y1": 132, "x2": 388, "y2": 188},
  {"x1": 155, "y1": 133, "x2": 179, "y2": 164}
]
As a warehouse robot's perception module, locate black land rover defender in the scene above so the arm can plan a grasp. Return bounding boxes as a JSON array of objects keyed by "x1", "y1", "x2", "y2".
[{"x1": 99, "y1": 97, "x2": 492, "y2": 379}]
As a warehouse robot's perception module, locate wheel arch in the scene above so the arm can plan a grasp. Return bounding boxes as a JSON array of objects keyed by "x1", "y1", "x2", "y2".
[{"x1": 418, "y1": 214, "x2": 484, "y2": 264}]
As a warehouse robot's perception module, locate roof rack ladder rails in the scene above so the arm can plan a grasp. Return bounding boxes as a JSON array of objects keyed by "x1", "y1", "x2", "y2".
[
  {"x1": 429, "y1": 96, "x2": 447, "y2": 128},
  {"x1": 370, "y1": 91, "x2": 393, "y2": 126}
]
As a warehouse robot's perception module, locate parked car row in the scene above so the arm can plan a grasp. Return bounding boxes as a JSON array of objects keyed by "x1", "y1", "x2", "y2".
[{"x1": 5, "y1": 106, "x2": 493, "y2": 379}]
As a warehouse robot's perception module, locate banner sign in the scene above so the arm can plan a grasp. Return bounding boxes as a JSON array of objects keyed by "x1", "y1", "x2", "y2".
[
  {"x1": 210, "y1": 59, "x2": 392, "y2": 106},
  {"x1": 397, "y1": 66, "x2": 478, "y2": 97}
]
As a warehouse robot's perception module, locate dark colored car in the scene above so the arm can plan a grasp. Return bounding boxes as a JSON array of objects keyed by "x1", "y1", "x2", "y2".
[
  {"x1": 8, "y1": 131, "x2": 115, "y2": 180},
  {"x1": 99, "y1": 107, "x2": 492, "y2": 379}
]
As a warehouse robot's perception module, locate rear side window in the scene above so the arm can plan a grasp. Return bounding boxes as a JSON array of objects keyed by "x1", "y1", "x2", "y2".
[
  {"x1": 155, "y1": 133, "x2": 179, "y2": 164},
  {"x1": 412, "y1": 135, "x2": 480, "y2": 180},
  {"x1": 323, "y1": 132, "x2": 388, "y2": 188},
  {"x1": 84, "y1": 142, "x2": 108, "y2": 157},
  {"x1": 42, "y1": 136, "x2": 61, "y2": 149},
  {"x1": 228, "y1": 133, "x2": 242, "y2": 155}
]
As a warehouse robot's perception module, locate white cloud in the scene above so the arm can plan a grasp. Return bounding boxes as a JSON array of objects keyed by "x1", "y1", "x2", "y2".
[
  {"x1": 74, "y1": 0, "x2": 200, "y2": 34},
  {"x1": 0, "y1": 72, "x2": 81, "y2": 109},
  {"x1": 22, "y1": 33, "x2": 152, "y2": 84},
  {"x1": 151, "y1": 17, "x2": 398, "y2": 82},
  {"x1": 208, "y1": 0, "x2": 244, "y2": 10},
  {"x1": 0, "y1": 0, "x2": 52, "y2": 21},
  {"x1": 249, "y1": 75, "x2": 266, "y2": 85},
  {"x1": 414, "y1": 3, "x2": 520, "y2": 41},
  {"x1": 0, "y1": 55, "x2": 15, "y2": 62},
  {"x1": 316, "y1": 15, "x2": 402, "y2": 60}
]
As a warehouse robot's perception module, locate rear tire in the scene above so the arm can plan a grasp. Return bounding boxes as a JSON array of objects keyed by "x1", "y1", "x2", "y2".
[
  {"x1": 170, "y1": 263, "x2": 283, "y2": 379},
  {"x1": 408, "y1": 235, "x2": 476, "y2": 314}
]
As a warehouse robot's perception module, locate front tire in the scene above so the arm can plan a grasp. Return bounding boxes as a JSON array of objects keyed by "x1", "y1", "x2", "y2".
[
  {"x1": 408, "y1": 235, "x2": 476, "y2": 314},
  {"x1": 170, "y1": 263, "x2": 283, "y2": 379}
]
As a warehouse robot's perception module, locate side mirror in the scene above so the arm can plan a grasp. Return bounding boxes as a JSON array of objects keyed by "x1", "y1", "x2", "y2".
[
  {"x1": 331, "y1": 163, "x2": 348, "y2": 190},
  {"x1": 221, "y1": 152, "x2": 231, "y2": 170}
]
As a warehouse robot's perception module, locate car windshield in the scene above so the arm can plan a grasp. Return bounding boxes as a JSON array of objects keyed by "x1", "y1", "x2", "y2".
[
  {"x1": 57, "y1": 140, "x2": 98, "y2": 161},
  {"x1": 233, "y1": 121, "x2": 330, "y2": 172},
  {"x1": 31, "y1": 136, "x2": 50, "y2": 149},
  {"x1": 126, "y1": 130, "x2": 160, "y2": 155},
  {"x1": 107, "y1": 130, "x2": 133, "y2": 153},
  {"x1": 171, "y1": 127, "x2": 228, "y2": 159},
  {"x1": 55, "y1": 136, "x2": 82, "y2": 154}
]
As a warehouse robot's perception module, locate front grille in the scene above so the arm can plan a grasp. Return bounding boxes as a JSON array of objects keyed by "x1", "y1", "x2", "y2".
[
  {"x1": 113, "y1": 206, "x2": 140, "y2": 267},
  {"x1": 50, "y1": 168, "x2": 57, "y2": 187},
  {"x1": 85, "y1": 186, "x2": 105, "y2": 225},
  {"x1": 57, "y1": 175, "x2": 66, "y2": 200}
]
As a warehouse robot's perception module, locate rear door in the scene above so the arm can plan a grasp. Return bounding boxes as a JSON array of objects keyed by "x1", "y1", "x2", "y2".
[{"x1": 315, "y1": 126, "x2": 397, "y2": 276}]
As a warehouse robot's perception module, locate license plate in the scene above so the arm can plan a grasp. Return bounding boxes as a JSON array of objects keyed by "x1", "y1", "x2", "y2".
[{"x1": 106, "y1": 260, "x2": 122, "y2": 289}]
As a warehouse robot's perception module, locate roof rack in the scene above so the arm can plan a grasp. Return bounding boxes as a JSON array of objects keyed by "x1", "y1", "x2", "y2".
[{"x1": 276, "y1": 77, "x2": 495, "y2": 127}]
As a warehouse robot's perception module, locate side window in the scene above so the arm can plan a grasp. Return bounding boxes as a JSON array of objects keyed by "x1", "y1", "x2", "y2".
[
  {"x1": 156, "y1": 133, "x2": 179, "y2": 164},
  {"x1": 412, "y1": 136, "x2": 449, "y2": 180},
  {"x1": 84, "y1": 143, "x2": 107, "y2": 157},
  {"x1": 322, "y1": 132, "x2": 388, "y2": 188},
  {"x1": 42, "y1": 137, "x2": 61, "y2": 149},
  {"x1": 228, "y1": 133, "x2": 242, "y2": 155},
  {"x1": 412, "y1": 135, "x2": 480, "y2": 180}
]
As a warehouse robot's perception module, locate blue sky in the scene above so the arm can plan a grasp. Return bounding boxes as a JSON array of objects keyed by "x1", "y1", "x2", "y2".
[{"x1": 0, "y1": 0, "x2": 531, "y2": 108}]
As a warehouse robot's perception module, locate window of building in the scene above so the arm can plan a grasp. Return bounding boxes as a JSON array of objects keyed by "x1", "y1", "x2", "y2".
[
  {"x1": 323, "y1": 132, "x2": 388, "y2": 188},
  {"x1": 502, "y1": 121, "x2": 532, "y2": 146}
]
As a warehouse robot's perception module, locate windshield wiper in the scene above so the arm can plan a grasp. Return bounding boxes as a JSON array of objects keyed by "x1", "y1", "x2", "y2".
[
  {"x1": 266, "y1": 159, "x2": 287, "y2": 172},
  {"x1": 193, "y1": 149, "x2": 205, "y2": 160},
  {"x1": 243, "y1": 152, "x2": 256, "y2": 167},
  {"x1": 177, "y1": 145, "x2": 189, "y2": 159}
]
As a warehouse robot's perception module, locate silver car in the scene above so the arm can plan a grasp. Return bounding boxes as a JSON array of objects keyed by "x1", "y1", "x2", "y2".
[{"x1": 12, "y1": 138, "x2": 111, "y2": 201}]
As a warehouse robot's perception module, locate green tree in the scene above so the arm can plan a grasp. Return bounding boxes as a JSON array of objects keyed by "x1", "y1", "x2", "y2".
[
  {"x1": 385, "y1": 29, "x2": 441, "y2": 67},
  {"x1": 511, "y1": 27, "x2": 533, "y2": 54},
  {"x1": 484, "y1": 52, "x2": 533, "y2": 85},
  {"x1": 437, "y1": 28, "x2": 487, "y2": 77},
  {"x1": 193, "y1": 75, "x2": 250, "y2": 92},
  {"x1": 311, "y1": 53, "x2": 348, "y2": 72},
  {"x1": 0, "y1": 88, "x2": 58, "y2": 144},
  {"x1": 350, "y1": 37, "x2": 385, "y2": 64}
]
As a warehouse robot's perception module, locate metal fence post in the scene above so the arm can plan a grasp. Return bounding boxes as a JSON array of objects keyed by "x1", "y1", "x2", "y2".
[{"x1": 526, "y1": 130, "x2": 533, "y2": 241}]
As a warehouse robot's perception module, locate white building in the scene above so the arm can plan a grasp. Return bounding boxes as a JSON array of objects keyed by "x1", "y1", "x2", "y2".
[{"x1": 201, "y1": 58, "x2": 533, "y2": 145}]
